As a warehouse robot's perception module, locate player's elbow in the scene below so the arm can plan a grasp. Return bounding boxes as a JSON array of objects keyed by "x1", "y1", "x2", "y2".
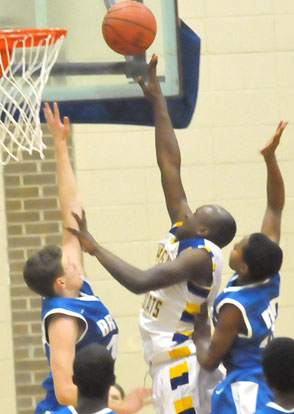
[
  {"x1": 127, "y1": 282, "x2": 149, "y2": 295},
  {"x1": 55, "y1": 388, "x2": 77, "y2": 406},
  {"x1": 197, "y1": 355, "x2": 220, "y2": 372}
]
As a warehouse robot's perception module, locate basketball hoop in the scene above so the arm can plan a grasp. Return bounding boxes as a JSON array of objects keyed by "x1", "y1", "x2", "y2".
[{"x1": 0, "y1": 28, "x2": 67, "y2": 165}]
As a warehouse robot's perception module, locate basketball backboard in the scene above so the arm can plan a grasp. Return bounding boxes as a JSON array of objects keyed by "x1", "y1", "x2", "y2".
[{"x1": 1, "y1": 0, "x2": 180, "y2": 101}]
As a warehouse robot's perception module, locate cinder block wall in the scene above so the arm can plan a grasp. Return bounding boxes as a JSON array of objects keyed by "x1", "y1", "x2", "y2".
[{"x1": 1, "y1": 1, "x2": 294, "y2": 413}]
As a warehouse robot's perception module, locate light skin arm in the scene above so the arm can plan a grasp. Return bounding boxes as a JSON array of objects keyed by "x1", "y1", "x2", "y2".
[
  {"x1": 193, "y1": 303, "x2": 244, "y2": 371},
  {"x1": 138, "y1": 55, "x2": 191, "y2": 224},
  {"x1": 48, "y1": 314, "x2": 151, "y2": 413},
  {"x1": 66, "y1": 211, "x2": 213, "y2": 293},
  {"x1": 260, "y1": 121, "x2": 287, "y2": 244},
  {"x1": 109, "y1": 388, "x2": 152, "y2": 414},
  {"x1": 47, "y1": 314, "x2": 80, "y2": 405},
  {"x1": 43, "y1": 102, "x2": 84, "y2": 274}
]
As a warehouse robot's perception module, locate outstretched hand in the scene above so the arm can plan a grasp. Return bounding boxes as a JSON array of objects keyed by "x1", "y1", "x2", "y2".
[
  {"x1": 121, "y1": 386, "x2": 152, "y2": 413},
  {"x1": 137, "y1": 54, "x2": 162, "y2": 102},
  {"x1": 43, "y1": 101, "x2": 70, "y2": 143},
  {"x1": 66, "y1": 210, "x2": 98, "y2": 255},
  {"x1": 259, "y1": 121, "x2": 288, "y2": 159}
]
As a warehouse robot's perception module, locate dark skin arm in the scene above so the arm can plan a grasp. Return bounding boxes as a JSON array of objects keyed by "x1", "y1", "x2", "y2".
[
  {"x1": 193, "y1": 303, "x2": 244, "y2": 371},
  {"x1": 193, "y1": 122, "x2": 287, "y2": 371},
  {"x1": 138, "y1": 55, "x2": 191, "y2": 224},
  {"x1": 259, "y1": 120, "x2": 287, "y2": 244},
  {"x1": 67, "y1": 211, "x2": 212, "y2": 294}
]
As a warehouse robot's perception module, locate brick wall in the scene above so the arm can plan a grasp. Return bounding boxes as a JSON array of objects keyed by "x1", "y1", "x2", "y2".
[{"x1": 4, "y1": 129, "x2": 73, "y2": 414}]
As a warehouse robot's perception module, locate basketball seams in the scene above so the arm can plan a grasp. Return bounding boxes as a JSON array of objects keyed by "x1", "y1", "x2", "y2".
[
  {"x1": 103, "y1": 17, "x2": 156, "y2": 35},
  {"x1": 103, "y1": 24, "x2": 145, "y2": 53}
]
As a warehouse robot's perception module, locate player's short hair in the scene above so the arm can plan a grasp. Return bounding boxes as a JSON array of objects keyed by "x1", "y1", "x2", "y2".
[
  {"x1": 112, "y1": 383, "x2": 125, "y2": 400},
  {"x1": 73, "y1": 343, "x2": 115, "y2": 398},
  {"x1": 262, "y1": 337, "x2": 294, "y2": 393},
  {"x1": 23, "y1": 245, "x2": 63, "y2": 297},
  {"x1": 205, "y1": 205, "x2": 237, "y2": 248},
  {"x1": 242, "y1": 233, "x2": 283, "y2": 281}
]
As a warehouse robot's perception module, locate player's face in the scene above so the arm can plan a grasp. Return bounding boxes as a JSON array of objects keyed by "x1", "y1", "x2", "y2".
[
  {"x1": 175, "y1": 205, "x2": 214, "y2": 241},
  {"x1": 108, "y1": 386, "x2": 123, "y2": 403},
  {"x1": 61, "y1": 255, "x2": 83, "y2": 293},
  {"x1": 229, "y1": 236, "x2": 248, "y2": 272}
]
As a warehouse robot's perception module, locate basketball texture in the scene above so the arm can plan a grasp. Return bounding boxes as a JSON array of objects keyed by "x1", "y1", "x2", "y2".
[{"x1": 102, "y1": 1, "x2": 157, "y2": 55}]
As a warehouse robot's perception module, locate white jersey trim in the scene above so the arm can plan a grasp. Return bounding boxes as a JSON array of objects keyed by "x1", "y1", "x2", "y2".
[
  {"x1": 42, "y1": 308, "x2": 88, "y2": 346},
  {"x1": 267, "y1": 402, "x2": 294, "y2": 412}
]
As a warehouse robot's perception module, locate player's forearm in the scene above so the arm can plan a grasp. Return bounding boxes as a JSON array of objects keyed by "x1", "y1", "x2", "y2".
[
  {"x1": 265, "y1": 154, "x2": 285, "y2": 212},
  {"x1": 153, "y1": 96, "x2": 181, "y2": 170},
  {"x1": 92, "y1": 244, "x2": 148, "y2": 294},
  {"x1": 55, "y1": 382, "x2": 78, "y2": 406},
  {"x1": 54, "y1": 141, "x2": 82, "y2": 225}
]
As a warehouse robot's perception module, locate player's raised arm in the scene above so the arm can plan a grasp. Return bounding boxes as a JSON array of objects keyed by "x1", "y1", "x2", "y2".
[
  {"x1": 260, "y1": 121, "x2": 287, "y2": 244},
  {"x1": 138, "y1": 55, "x2": 191, "y2": 224},
  {"x1": 43, "y1": 102, "x2": 84, "y2": 274}
]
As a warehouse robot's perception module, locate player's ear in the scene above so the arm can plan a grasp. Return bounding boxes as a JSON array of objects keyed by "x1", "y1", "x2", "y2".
[
  {"x1": 240, "y1": 262, "x2": 249, "y2": 275},
  {"x1": 54, "y1": 276, "x2": 65, "y2": 292},
  {"x1": 197, "y1": 225, "x2": 209, "y2": 237}
]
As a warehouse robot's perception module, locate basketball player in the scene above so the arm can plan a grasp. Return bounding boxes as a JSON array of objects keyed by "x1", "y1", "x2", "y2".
[
  {"x1": 23, "y1": 102, "x2": 150, "y2": 414},
  {"x1": 254, "y1": 337, "x2": 294, "y2": 414},
  {"x1": 109, "y1": 384, "x2": 125, "y2": 404},
  {"x1": 67, "y1": 55, "x2": 236, "y2": 414},
  {"x1": 193, "y1": 120, "x2": 287, "y2": 414},
  {"x1": 72, "y1": 343, "x2": 118, "y2": 414}
]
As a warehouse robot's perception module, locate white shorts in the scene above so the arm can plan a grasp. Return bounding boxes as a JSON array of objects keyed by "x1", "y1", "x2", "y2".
[{"x1": 150, "y1": 355, "x2": 224, "y2": 414}]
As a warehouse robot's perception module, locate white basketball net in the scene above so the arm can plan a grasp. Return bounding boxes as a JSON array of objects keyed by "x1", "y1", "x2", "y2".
[{"x1": 0, "y1": 30, "x2": 66, "y2": 165}]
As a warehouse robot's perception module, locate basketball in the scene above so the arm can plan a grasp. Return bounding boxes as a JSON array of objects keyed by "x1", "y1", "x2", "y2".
[{"x1": 102, "y1": 1, "x2": 157, "y2": 56}]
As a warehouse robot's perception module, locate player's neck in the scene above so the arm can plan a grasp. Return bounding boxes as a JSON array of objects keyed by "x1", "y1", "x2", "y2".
[
  {"x1": 274, "y1": 391, "x2": 294, "y2": 410},
  {"x1": 75, "y1": 396, "x2": 108, "y2": 414}
]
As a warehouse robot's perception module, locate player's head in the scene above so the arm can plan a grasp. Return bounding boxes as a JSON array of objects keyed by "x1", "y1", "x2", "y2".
[
  {"x1": 109, "y1": 383, "x2": 125, "y2": 403},
  {"x1": 175, "y1": 205, "x2": 236, "y2": 248},
  {"x1": 23, "y1": 245, "x2": 63, "y2": 297},
  {"x1": 229, "y1": 233, "x2": 283, "y2": 281},
  {"x1": 262, "y1": 337, "x2": 294, "y2": 394},
  {"x1": 73, "y1": 343, "x2": 115, "y2": 400}
]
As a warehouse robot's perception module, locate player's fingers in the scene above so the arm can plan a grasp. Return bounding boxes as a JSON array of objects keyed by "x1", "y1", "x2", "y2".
[
  {"x1": 66, "y1": 227, "x2": 78, "y2": 235},
  {"x1": 53, "y1": 101, "x2": 60, "y2": 120},
  {"x1": 71, "y1": 211, "x2": 82, "y2": 226},
  {"x1": 137, "y1": 76, "x2": 147, "y2": 93},
  {"x1": 43, "y1": 102, "x2": 52, "y2": 119},
  {"x1": 63, "y1": 116, "x2": 70, "y2": 128},
  {"x1": 82, "y1": 209, "x2": 87, "y2": 224},
  {"x1": 149, "y1": 54, "x2": 158, "y2": 76}
]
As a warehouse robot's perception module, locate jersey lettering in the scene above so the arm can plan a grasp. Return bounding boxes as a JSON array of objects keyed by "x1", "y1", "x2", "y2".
[
  {"x1": 156, "y1": 245, "x2": 169, "y2": 264},
  {"x1": 142, "y1": 292, "x2": 163, "y2": 318},
  {"x1": 106, "y1": 333, "x2": 118, "y2": 359},
  {"x1": 261, "y1": 298, "x2": 278, "y2": 329},
  {"x1": 260, "y1": 298, "x2": 278, "y2": 348},
  {"x1": 97, "y1": 314, "x2": 117, "y2": 337}
]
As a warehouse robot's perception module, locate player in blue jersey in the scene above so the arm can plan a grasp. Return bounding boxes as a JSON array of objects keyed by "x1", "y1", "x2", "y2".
[
  {"x1": 72, "y1": 343, "x2": 118, "y2": 414},
  {"x1": 23, "y1": 103, "x2": 150, "y2": 414},
  {"x1": 193, "y1": 120, "x2": 288, "y2": 414},
  {"x1": 254, "y1": 337, "x2": 294, "y2": 414},
  {"x1": 66, "y1": 55, "x2": 236, "y2": 414}
]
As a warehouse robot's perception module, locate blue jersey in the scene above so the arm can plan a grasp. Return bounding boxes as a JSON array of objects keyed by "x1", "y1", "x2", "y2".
[
  {"x1": 211, "y1": 272, "x2": 280, "y2": 414},
  {"x1": 71, "y1": 408, "x2": 118, "y2": 414},
  {"x1": 255, "y1": 402, "x2": 294, "y2": 413},
  {"x1": 35, "y1": 277, "x2": 118, "y2": 414}
]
